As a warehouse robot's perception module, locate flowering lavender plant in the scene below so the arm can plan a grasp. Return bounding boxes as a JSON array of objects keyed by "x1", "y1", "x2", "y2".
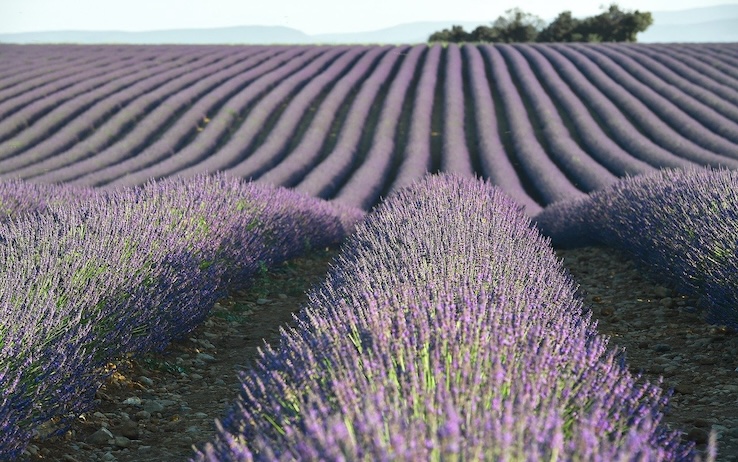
[
  {"x1": 195, "y1": 173, "x2": 704, "y2": 461},
  {"x1": 0, "y1": 174, "x2": 360, "y2": 459},
  {"x1": 534, "y1": 166, "x2": 738, "y2": 329}
]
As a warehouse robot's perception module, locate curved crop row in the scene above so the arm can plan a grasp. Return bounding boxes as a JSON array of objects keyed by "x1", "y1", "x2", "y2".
[
  {"x1": 194, "y1": 174, "x2": 703, "y2": 461},
  {"x1": 0, "y1": 174, "x2": 363, "y2": 460},
  {"x1": 480, "y1": 45, "x2": 585, "y2": 204},
  {"x1": 529, "y1": 44, "x2": 697, "y2": 171},
  {"x1": 0, "y1": 47, "x2": 234, "y2": 160},
  {"x1": 513, "y1": 44, "x2": 654, "y2": 177},
  {"x1": 110, "y1": 46, "x2": 360, "y2": 187},
  {"x1": 592, "y1": 44, "x2": 738, "y2": 143},
  {"x1": 332, "y1": 45, "x2": 426, "y2": 209},
  {"x1": 0, "y1": 49, "x2": 259, "y2": 176},
  {"x1": 548, "y1": 45, "x2": 738, "y2": 169},
  {"x1": 670, "y1": 44, "x2": 738, "y2": 78},
  {"x1": 218, "y1": 45, "x2": 375, "y2": 184},
  {"x1": 179, "y1": 47, "x2": 357, "y2": 183},
  {"x1": 85, "y1": 46, "x2": 339, "y2": 187},
  {"x1": 248, "y1": 46, "x2": 387, "y2": 188},
  {"x1": 0, "y1": 50, "x2": 124, "y2": 113},
  {"x1": 0, "y1": 46, "x2": 224, "y2": 145},
  {"x1": 30, "y1": 46, "x2": 286, "y2": 185},
  {"x1": 605, "y1": 44, "x2": 738, "y2": 125},
  {"x1": 20, "y1": 47, "x2": 273, "y2": 184},
  {"x1": 569, "y1": 44, "x2": 738, "y2": 153},
  {"x1": 294, "y1": 45, "x2": 409, "y2": 198},
  {"x1": 461, "y1": 45, "x2": 541, "y2": 214},
  {"x1": 0, "y1": 47, "x2": 158, "y2": 119},
  {"x1": 0, "y1": 55, "x2": 156, "y2": 146},
  {"x1": 534, "y1": 167, "x2": 738, "y2": 330},
  {"x1": 497, "y1": 45, "x2": 619, "y2": 190},
  {"x1": 0, "y1": 43, "x2": 737, "y2": 212},
  {"x1": 641, "y1": 45, "x2": 738, "y2": 103}
]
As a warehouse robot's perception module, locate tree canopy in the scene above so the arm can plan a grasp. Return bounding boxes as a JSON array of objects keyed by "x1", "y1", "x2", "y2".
[{"x1": 428, "y1": 4, "x2": 653, "y2": 43}]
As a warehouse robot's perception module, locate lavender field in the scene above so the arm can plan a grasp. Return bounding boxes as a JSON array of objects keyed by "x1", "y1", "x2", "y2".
[{"x1": 1, "y1": 42, "x2": 737, "y2": 460}]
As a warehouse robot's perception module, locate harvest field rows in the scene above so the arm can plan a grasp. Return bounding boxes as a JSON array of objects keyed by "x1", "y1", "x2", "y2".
[
  {"x1": 1, "y1": 42, "x2": 738, "y2": 460},
  {"x1": 2, "y1": 43, "x2": 738, "y2": 212}
]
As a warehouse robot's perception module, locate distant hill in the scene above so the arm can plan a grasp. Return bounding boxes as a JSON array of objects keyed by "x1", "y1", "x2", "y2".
[
  {"x1": 638, "y1": 3, "x2": 738, "y2": 42},
  {"x1": 309, "y1": 21, "x2": 485, "y2": 44},
  {"x1": 0, "y1": 25, "x2": 311, "y2": 45},
  {"x1": 1, "y1": 4, "x2": 736, "y2": 44}
]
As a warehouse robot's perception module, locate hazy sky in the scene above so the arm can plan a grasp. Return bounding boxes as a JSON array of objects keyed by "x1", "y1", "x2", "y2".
[{"x1": 0, "y1": 0, "x2": 735, "y2": 34}]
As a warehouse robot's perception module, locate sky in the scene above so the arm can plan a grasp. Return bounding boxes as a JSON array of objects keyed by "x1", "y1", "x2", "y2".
[{"x1": 0, "y1": 0, "x2": 735, "y2": 35}]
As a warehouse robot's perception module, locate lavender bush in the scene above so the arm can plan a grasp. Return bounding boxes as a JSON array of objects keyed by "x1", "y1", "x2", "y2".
[
  {"x1": 194, "y1": 173, "x2": 705, "y2": 461},
  {"x1": 0, "y1": 178, "x2": 101, "y2": 221},
  {"x1": 534, "y1": 166, "x2": 738, "y2": 330},
  {"x1": 0, "y1": 174, "x2": 362, "y2": 460}
]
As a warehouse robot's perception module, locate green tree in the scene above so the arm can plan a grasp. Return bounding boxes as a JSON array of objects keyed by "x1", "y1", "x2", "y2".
[
  {"x1": 428, "y1": 3, "x2": 652, "y2": 43},
  {"x1": 490, "y1": 8, "x2": 546, "y2": 42},
  {"x1": 537, "y1": 11, "x2": 582, "y2": 42},
  {"x1": 428, "y1": 25, "x2": 472, "y2": 43},
  {"x1": 469, "y1": 25, "x2": 499, "y2": 42},
  {"x1": 570, "y1": 4, "x2": 653, "y2": 42}
]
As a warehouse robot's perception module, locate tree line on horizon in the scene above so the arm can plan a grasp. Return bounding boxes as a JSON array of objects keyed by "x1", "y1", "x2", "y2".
[{"x1": 428, "y1": 4, "x2": 653, "y2": 43}]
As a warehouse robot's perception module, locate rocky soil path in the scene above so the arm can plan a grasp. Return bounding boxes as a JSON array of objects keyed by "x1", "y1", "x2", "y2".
[
  {"x1": 22, "y1": 245, "x2": 738, "y2": 461},
  {"x1": 557, "y1": 246, "x2": 738, "y2": 461}
]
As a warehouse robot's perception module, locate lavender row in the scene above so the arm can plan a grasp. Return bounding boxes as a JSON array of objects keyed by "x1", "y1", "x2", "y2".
[
  {"x1": 213, "y1": 46, "x2": 371, "y2": 183},
  {"x1": 0, "y1": 178, "x2": 97, "y2": 221},
  {"x1": 462, "y1": 45, "x2": 541, "y2": 214},
  {"x1": 20, "y1": 47, "x2": 268, "y2": 183},
  {"x1": 548, "y1": 44, "x2": 738, "y2": 168},
  {"x1": 1, "y1": 44, "x2": 737, "y2": 212},
  {"x1": 570, "y1": 44, "x2": 738, "y2": 152},
  {"x1": 90, "y1": 46, "x2": 338, "y2": 187},
  {"x1": 30, "y1": 46, "x2": 285, "y2": 185},
  {"x1": 529, "y1": 44, "x2": 697, "y2": 171},
  {"x1": 0, "y1": 46, "x2": 158, "y2": 116},
  {"x1": 653, "y1": 44, "x2": 734, "y2": 73},
  {"x1": 389, "y1": 44, "x2": 442, "y2": 191},
  {"x1": 0, "y1": 46, "x2": 217, "y2": 146},
  {"x1": 0, "y1": 174, "x2": 364, "y2": 460},
  {"x1": 0, "y1": 49, "x2": 242, "y2": 177},
  {"x1": 534, "y1": 167, "x2": 738, "y2": 330},
  {"x1": 294, "y1": 45, "x2": 409, "y2": 198},
  {"x1": 168, "y1": 45, "x2": 346, "y2": 184},
  {"x1": 0, "y1": 50, "x2": 121, "y2": 111},
  {"x1": 513, "y1": 44, "x2": 654, "y2": 177},
  {"x1": 110, "y1": 46, "x2": 359, "y2": 187},
  {"x1": 194, "y1": 174, "x2": 703, "y2": 461},
  {"x1": 0, "y1": 55, "x2": 155, "y2": 146},
  {"x1": 0, "y1": 47, "x2": 225, "y2": 162},
  {"x1": 247, "y1": 46, "x2": 387, "y2": 188},
  {"x1": 497, "y1": 44, "x2": 619, "y2": 190},
  {"x1": 439, "y1": 43, "x2": 474, "y2": 176},
  {"x1": 480, "y1": 45, "x2": 585, "y2": 204},
  {"x1": 595, "y1": 45, "x2": 738, "y2": 140},
  {"x1": 332, "y1": 45, "x2": 426, "y2": 209},
  {"x1": 624, "y1": 47, "x2": 738, "y2": 108},
  {"x1": 667, "y1": 44, "x2": 738, "y2": 79}
]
